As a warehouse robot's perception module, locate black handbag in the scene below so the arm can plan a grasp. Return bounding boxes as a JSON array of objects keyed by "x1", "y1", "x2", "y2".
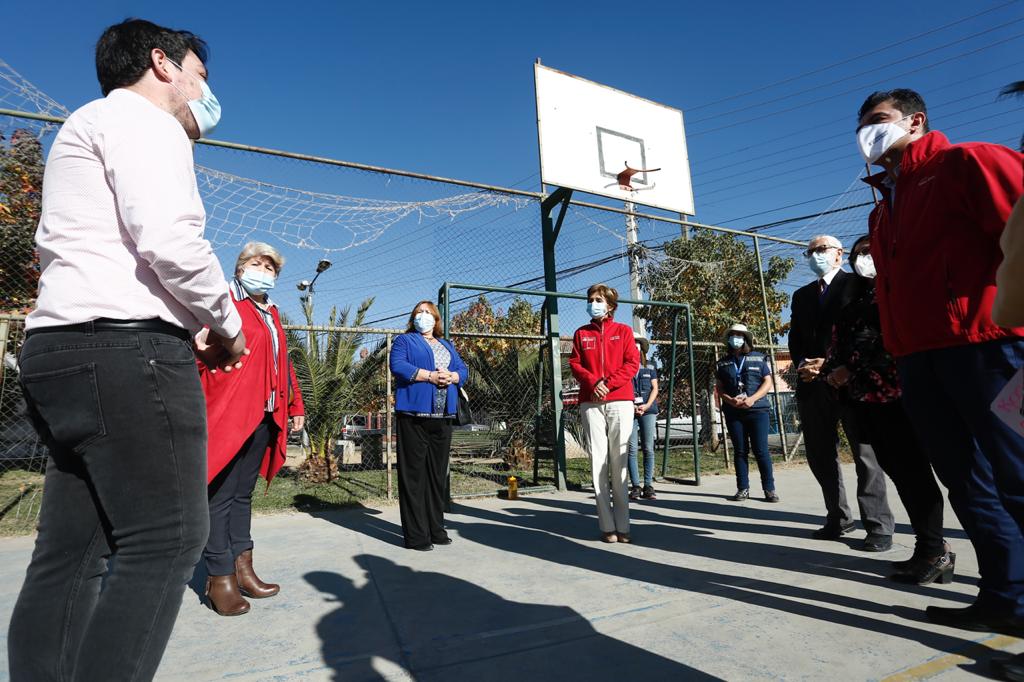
[{"x1": 454, "y1": 386, "x2": 473, "y2": 426}]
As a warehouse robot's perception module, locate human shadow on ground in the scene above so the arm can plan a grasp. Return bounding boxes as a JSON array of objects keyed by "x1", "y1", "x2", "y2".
[
  {"x1": 442, "y1": 499, "x2": 992, "y2": 663},
  {"x1": 508, "y1": 495, "x2": 974, "y2": 604},
  {"x1": 305, "y1": 555, "x2": 714, "y2": 681},
  {"x1": 643, "y1": 490, "x2": 971, "y2": 541},
  {"x1": 294, "y1": 495, "x2": 405, "y2": 547}
]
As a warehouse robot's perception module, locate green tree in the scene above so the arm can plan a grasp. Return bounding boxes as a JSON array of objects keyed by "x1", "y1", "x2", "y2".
[
  {"x1": 0, "y1": 130, "x2": 44, "y2": 314},
  {"x1": 639, "y1": 230, "x2": 796, "y2": 442},
  {"x1": 284, "y1": 296, "x2": 378, "y2": 483}
]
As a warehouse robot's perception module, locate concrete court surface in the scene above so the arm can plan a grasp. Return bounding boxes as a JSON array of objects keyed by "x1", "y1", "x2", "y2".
[{"x1": 1, "y1": 463, "x2": 1023, "y2": 681}]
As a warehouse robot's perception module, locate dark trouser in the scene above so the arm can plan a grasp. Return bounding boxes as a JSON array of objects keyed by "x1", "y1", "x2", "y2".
[
  {"x1": 855, "y1": 400, "x2": 945, "y2": 557},
  {"x1": 396, "y1": 414, "x2": 452, "y2": 548},
  {"x1": 723, "y1": 408, "x2": 775, "y2": 492},
  {"x1": 897, "y1": 339, "x2": 1024, "y2": 615},
  {"x1": 204, "y1": 415, "x2": 274, "y2": 576},
  {"x1": 797, "y1": 381, "x2": 894, "y2": 535},
  {"x1": 9, "y1": 329, "x2": 208, "y2": 682}
]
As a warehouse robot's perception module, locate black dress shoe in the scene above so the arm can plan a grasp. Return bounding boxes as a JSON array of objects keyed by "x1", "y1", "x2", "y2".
[
  {"x1": 925, "y1": 604, "x2": 1024, "y2": 637},
  {"x1": 432, "y1": 537, "x2": 453, "y2": 546},
  {"x1": 992, "y1": 652, "x2": 1024, "y2": 682},
  {"x1": 863, "y1": 533, "x2": 894, "y2": 552},
  {"x1": 891, "y1": 552, "x2": 955, "y2": 585},
  {"x1": 408, "y1": 543, "x2": 434, "y2": 552},
  {"x1": 812, "y1": 522, "x2": 856, "y2": 540}
]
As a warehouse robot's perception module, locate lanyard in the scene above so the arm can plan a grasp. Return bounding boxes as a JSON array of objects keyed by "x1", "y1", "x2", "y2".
[{"x1": 733, "y1": 356, "x2": 747, "y2": 392}]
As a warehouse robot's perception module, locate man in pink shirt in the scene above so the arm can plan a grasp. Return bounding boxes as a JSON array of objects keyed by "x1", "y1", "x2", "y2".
[{"x1": 8, "y1": 19, "x2": 246, "y2": 681}]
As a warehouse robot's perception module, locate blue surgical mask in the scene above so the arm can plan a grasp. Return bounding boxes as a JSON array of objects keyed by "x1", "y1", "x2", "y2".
[
  {"x1": 728, "y1": 336, "x2": 745, "y2": 349},
  {"x1": 807, "y1": 252, "x2": 833, "y2": 278},
  {"x1": 167, "y1": 58, "x2": 221, "y2": 137},
  {"x1": 587, "y1": 301, "x2": 608, "y2": 319},
  {"x1": 239, "y1": 268, "x2": 275, "y2": 296},
  {"x1": 414, "y1": 312, "x2": 435, "y2": 334}
]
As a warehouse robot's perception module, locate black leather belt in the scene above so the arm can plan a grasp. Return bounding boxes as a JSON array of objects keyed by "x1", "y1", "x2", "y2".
[{"x1": 26, "y1": 318, "x2": 191, "y2": 342}]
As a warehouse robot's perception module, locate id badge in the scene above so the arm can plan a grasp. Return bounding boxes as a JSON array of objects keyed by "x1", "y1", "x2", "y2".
[{"x1": 634, "y1": 396, "x2": 644, "y2": 405}]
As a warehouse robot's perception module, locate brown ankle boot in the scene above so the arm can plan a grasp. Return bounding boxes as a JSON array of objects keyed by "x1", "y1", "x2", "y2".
[
  {"x1": 235, "y1": 549, "x2": 279, "y2": 598},
  {"x1": 205, "y1": 575, "x2": 250, "y2": 616}
]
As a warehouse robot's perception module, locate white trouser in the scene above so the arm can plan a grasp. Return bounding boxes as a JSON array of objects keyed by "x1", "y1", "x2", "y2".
[{"x1": 581, "y1": 400, "x2": 633, "y2": 534}]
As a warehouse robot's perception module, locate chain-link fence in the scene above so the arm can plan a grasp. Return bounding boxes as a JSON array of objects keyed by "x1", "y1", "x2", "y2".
[{"x1": 0, "y1": 60, "x2": 830, "y2": 531}]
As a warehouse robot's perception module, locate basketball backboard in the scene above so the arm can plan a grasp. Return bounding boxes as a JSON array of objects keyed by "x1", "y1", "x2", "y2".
[{"x1": 534, "y1": 63, "x2": 694, "y2": 216}]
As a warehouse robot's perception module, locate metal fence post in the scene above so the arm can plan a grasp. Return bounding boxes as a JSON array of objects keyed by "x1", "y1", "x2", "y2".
[
  {"x1": 753, "y1": 236, "x2": 789, "y2": 460},
  {"x1": 712, "y1": 345, "x2": 731, "y2": 470},
  {"x1": 385, "y1": 333, "x2": 393, "y2": 500},
  {"x1": 540, "y1": 187, "x2": 572, "y2": 490},
  {"x1": 660, "y1": 311, "x2": 679, "y2": 478},
  {"x1": 685, "y1": 306, "x2": 700, "y2": 485}
]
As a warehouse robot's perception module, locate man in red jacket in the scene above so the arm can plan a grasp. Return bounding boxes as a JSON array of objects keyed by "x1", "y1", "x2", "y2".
[{"x1": 857, "y1": 88, "x2": 1024, "y2": 638}]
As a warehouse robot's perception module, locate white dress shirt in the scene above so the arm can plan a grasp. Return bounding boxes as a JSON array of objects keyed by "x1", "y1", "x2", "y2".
[{"x1": 27, "y1": 89, "x2": 241, "y2": 337}]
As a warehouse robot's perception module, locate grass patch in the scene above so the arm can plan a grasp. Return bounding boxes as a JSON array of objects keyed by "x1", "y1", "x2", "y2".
[{"x1": 0, "y1": 469, "x2": 45, "y2": 536}]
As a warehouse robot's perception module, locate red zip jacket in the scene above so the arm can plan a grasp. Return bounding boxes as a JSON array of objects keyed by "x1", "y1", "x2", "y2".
[
  {"x1": 864, "y1": 131, "x2": 1024, "y2": 357},
  {"x1": 569, "y1": 318, "x2": 640, "y2": 403}
]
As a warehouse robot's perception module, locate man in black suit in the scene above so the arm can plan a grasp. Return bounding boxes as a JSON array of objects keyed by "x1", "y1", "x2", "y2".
[{"x1": 789, "y1": 234, "x2": 894, "y2": 551}]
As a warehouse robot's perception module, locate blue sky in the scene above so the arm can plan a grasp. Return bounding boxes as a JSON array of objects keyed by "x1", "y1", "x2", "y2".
[{"x1": 3, "y1": 0, "x2": 1022, "y2": 334}]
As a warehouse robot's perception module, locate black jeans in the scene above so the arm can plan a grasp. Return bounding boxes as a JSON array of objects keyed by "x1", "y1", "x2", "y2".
[
  {"x1": 797, "y1": 381, "x2": 894, "y2": 535},
  {"x1": 396, "y1": 414, "x2": 452, "y2": 548},
  {"x1": 8, "y1": 329, "x2": 208, "y2": 682},
  {"x1": 204, "y1": 415, "x2": 274, "y2": 576},
  {"x1": 855, "y1": 400, "x2": 945, "y2": 557}
]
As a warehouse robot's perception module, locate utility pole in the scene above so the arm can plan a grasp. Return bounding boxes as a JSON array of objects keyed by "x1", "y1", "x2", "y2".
[{"x1": 624, "y1": 199, "x2": 645, "y2": 336}]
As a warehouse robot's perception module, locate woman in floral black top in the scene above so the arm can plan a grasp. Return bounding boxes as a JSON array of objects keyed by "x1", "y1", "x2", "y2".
[{"x1": 822, "y1": 235, "x2": 952, "y2": 585}]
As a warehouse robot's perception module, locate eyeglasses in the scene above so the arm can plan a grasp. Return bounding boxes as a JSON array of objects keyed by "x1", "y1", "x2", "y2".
[{"x1": 803, "y1": 245, "x2": 838, "y2": 257}]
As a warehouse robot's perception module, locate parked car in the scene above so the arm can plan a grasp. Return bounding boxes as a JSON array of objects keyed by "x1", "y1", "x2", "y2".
[{"x1": 338, "y1": 413, "x2": 385, "y2": 444}]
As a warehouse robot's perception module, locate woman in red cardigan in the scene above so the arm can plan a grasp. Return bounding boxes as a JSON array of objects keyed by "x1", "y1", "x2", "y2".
[{"x1": 196, "y1": 242, "x2": 304, "y2": 616}]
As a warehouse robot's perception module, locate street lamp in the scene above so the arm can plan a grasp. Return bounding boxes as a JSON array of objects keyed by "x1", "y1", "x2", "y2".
[{"x1": 297, "y1": 259, "x2": 332, "y2": 349}]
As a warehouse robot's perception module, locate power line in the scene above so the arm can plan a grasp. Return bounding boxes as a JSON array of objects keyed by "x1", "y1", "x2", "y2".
[
  {"x1": 689, "y1": 31, "x2": 1024, "y2": 138},
  {"x1": 688, "y1": 15, "x2": 1024, "y2": 126},
  {"x1": 685, "y1": 1, "x2": 1021, "y2": 113}
]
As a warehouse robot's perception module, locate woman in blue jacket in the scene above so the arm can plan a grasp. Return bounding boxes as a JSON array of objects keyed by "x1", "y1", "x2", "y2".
[{"x1": 389, "y1": 300, "x2": 469, "y2": 551}]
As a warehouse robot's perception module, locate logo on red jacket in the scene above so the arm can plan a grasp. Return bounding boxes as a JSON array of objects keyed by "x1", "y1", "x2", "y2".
[{"x1": 582, "y1": 336, "x2": 596, "y2": 350}]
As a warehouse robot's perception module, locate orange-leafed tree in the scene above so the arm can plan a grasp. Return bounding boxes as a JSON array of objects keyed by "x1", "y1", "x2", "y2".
[{"x1": 0, "y1": 130, "x2": 43, "y2": 315}]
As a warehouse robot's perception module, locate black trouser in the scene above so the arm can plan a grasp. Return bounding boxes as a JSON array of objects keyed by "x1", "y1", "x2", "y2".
[
  {"x1": 855, "y1": 400, "x2": 945, "y2": 557},
  {"x1": 204, "y1": 415, "x2": 275, "y2": 576},
  {"x1": 9, "y1": 328, "x2": 208, "y2": 682},
  {"x1": 396, "y1": 414, "x2": 452, "y2": 548},
  {"x1": 797, "y1": 381, "x2": 895, "y2": 535}
]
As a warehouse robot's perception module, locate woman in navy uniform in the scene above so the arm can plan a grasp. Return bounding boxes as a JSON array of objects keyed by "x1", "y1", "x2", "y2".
[
  {"x1": 715, "y1": 323, "x2": 779, "y2": 502},
  {"x1": 628, "y1": 333, "x2": 660, "y2": 501}
]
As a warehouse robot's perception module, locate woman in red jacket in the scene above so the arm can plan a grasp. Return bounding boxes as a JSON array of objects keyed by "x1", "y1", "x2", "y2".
[
  {"x1": 569, "y1": 284, "x2": 640, "y2": 543},
  {"x1": 196, "y1": 242, "x2": 304, "y2": 616}
]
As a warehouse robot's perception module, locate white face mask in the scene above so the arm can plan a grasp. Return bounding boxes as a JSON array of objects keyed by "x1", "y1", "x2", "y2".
[
  {"x1": 854, "y1": 255, "x2": 877, "y2": 279},
  {"x1": 856, "y1": 116, "x2": 911, "y2": 165},
  {"x1": 413, "y1": 312, "x2": 434, "y2": 334},
  {"x1": 167, "y1": 58, "x2": 222, "y2": 137},
  {"x1": 587, "y1": 301, "x2": 608, "y2": 319},
  {"x1": 728, "y1": 335, "x2": 745, "y2": 349},
  {"x1": 807, "y1": 251, "x2": 834, "y2": 278}
]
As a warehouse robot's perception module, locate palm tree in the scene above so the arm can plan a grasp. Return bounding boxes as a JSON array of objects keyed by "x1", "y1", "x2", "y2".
[
  {"x1": 461, "y1": 344, "x2": 542, "y2": 468},
  {"x1": 1000, "y1": 81, "x2": 1024, "y2": 151},
  {"x1": 284, "y1": 296, "x2": 378, "y2": 483}
]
